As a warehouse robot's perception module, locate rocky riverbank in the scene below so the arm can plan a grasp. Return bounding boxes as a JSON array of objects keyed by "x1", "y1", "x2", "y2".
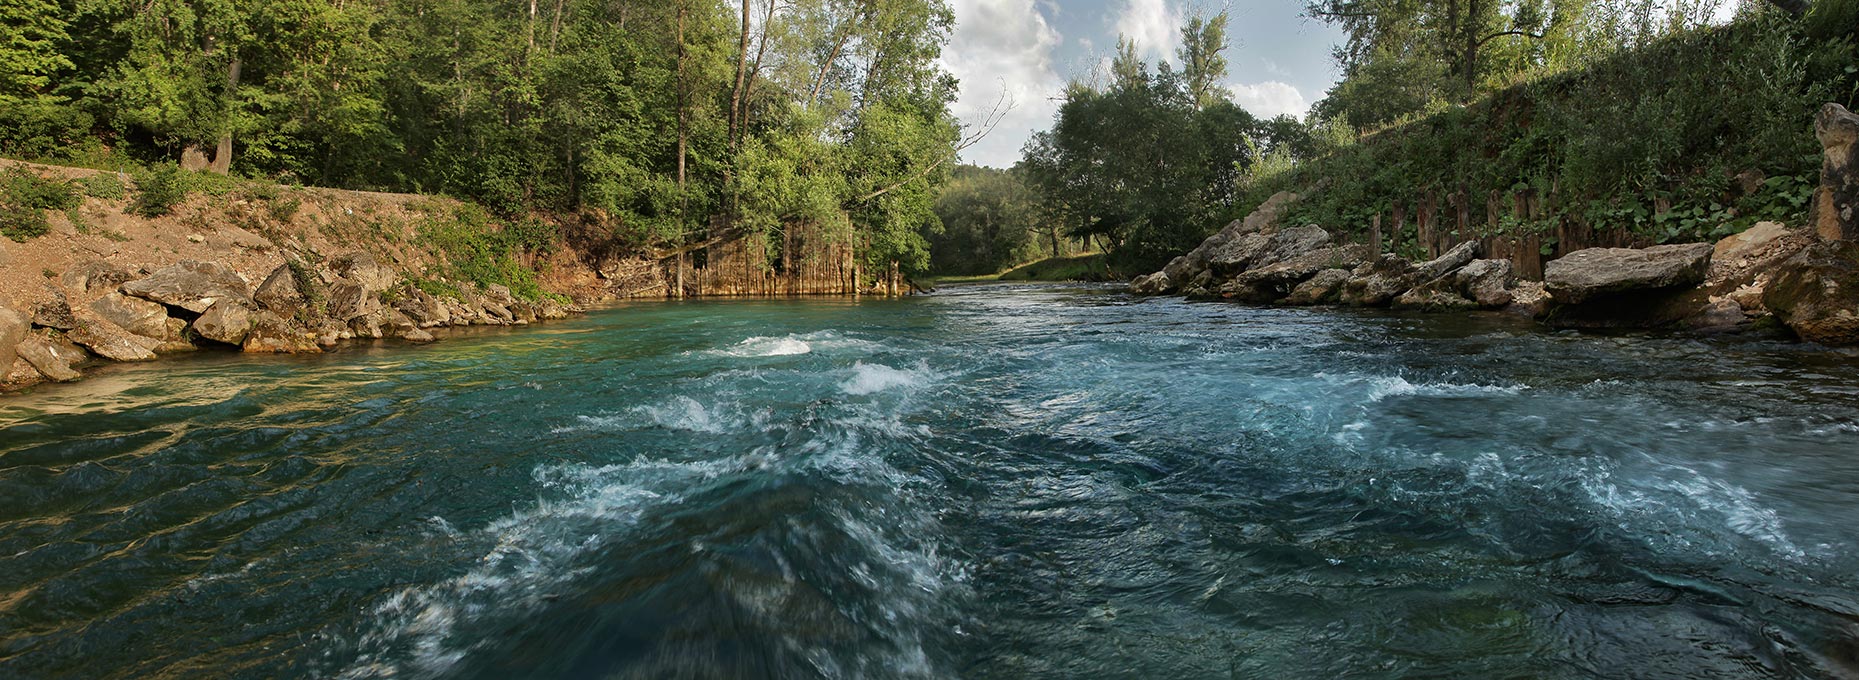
[
  {"x1": 1130, "y1": 191, "x2": 1856, "y2": 345},
  {"x1": 1131, "y1": 104, "x2": 1859, "y2": 345},
  {"x1": 0, "y1": 160, "x2": 590, "y2": 393}
]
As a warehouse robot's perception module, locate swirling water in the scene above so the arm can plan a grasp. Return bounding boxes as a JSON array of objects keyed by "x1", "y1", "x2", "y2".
[{"x1": 3, "y1": 283, "x2": 1859, "y2": 679}]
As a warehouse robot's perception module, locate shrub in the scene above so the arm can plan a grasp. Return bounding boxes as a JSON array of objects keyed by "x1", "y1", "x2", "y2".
[
  {"x1": 78, "y1": 173, "x2": 127, "y2": 199},
  {"x1": 1, "y1": 204, "x2": 49, "y2": 241},
  {"x1": 130, "y1": 164, "x2": 191, "y2": 217},
  {"x1": 269, "y1": 197, "x2": 301, "y2": 222},
  {"x1": 0, "y1": 167, "x2": 81, "y2": 241}
]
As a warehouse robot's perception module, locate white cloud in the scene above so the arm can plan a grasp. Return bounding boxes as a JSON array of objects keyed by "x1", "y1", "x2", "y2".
[
  {"x1": 943, "y1": 0, "x2": 1065, "y2": 167},
  {"x1": 1226, "y1": 80, "x2": 1309, "y2": 119},
  {"x1": 1115, "y1": 0, "x2": 1180, "y2": 64}
]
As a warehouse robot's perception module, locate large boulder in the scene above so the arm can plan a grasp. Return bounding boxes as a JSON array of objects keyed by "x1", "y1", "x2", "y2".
[
  {"x1": 60, "y1": 260, "x2": 136, "y2": 298},
  {"x1": 1130, "y1": 271, "x2": 1174, "y2": 296},
  {"x1": 1544, "y1": 243, "x2": 1713, "y2": 304},
  {"x1": 122, "y1": 260, "x2": 253, "y2": 314},
  {"x1": 1812, "y1": 103, "x2": 1859, "y2": 242},
  {"x1": 1158, "y1": 191, "x2": 1303, "y2": 285},
  {"x1": 0, "y1": 303, "x2": 27, "y2": 370},
  {"x1": 1339, "y1": 255, "x2": 1421, "y2": 306},
  {"x1": 325, "y1": 277, "x2": 380, "y2": 321},
  {"x1": 1456, "y1": 259, "x2": 1517, "y2": 308},
  {"x1": 331, "y1": 252, "x2": 400, "y2": 292},
  {"x1": 255, "y1": 263, "x2": 310, "y2": 316},
  {"x1": 1416, "y1": 241, "x2": 1481, "y2": 280},
  {"x1": 67, "y1": 310, "x2": 159, "y2": 362},
  {"x1": 193, "y1": 299, "x2": 257, "y2": 346},
  {"x1": 483, "y1": 283, "x2": 517, "y2": 306},
  {"x1": 1763, "y1": 240, "x2": 1859, "y2": 345},
  {"x1": 1283, "y1": 268, "x2": 1352, "y2": 305},
  {"x1": 90, "y1": 292, "x2": 173, "y2": 339},
  {"x1": 1234, "y1": 244, "x2": 1375, "y2": 289},
  {"x1": 31, "y1": 290, "x2": 76, "y2": 330},
  {"x1": 242, "y1": 311, "x2": 322, "y2": 354},
  {"x1": 1392, "y1": 285, "x2": 1478, "y2": 311},
  {"x1": 15, "y1": 330, "x2": 83, "y2": 382},
  {"x1": 1205, "y1": 232, "x2": 1277, "y2": 277},
  {"x1": 394, "y1": 287, "x2": 453, "y2": 326}
]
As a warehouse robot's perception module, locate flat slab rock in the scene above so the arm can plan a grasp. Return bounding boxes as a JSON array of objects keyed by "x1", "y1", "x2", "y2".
[
  {"x1": 122, "y1": 261, "x2": 254, "y2": 314},
  {"x1": 1544, "y1": 243, "x2": 1713, "y2": 304}
]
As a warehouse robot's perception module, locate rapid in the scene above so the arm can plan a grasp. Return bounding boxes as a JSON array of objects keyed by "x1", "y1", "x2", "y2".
[{"x1": 2, "y1": 283, "x2": 1857, "y2": 679}]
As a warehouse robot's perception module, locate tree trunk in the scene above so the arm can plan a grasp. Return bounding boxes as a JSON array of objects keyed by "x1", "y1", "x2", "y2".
[
  {"x1": 210, "y1": 56, "x2": 241, "y2": 175},
  {"x1": 729, "y1": 0, "x2": 751, "y2": 144},
  {"x1": 675, "y1": 1, "x2": 688, "y2": 192}
]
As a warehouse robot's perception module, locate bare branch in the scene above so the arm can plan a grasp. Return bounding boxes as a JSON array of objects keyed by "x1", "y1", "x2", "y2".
[{"x1": 852, "y1": 85, "x2": 1014, "y2": 205}]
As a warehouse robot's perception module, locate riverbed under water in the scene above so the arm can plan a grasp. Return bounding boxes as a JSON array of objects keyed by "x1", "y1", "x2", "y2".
[{"x1": 3, "y1": 283, "x2": 1858, "y2": 679}]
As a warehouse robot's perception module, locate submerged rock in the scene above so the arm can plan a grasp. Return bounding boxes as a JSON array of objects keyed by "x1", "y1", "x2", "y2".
[
  {"x1": 1764, "y1": 240, "x2": 1859, "y2": 345},
  {"x1": 1544, "y1": 243, "x2": 1713, "y2": 304},
  {"x1": 123, "y1": 261, "x2": 253, "y2": 314}
]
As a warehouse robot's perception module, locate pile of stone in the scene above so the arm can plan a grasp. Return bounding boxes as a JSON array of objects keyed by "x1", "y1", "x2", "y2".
[
  {"x1": 1130, "y1": 186, "x2": 1855, "y2": 345},
  {"x1": 3, "y1": 252, "x2": 578, "y2": 390},
  {"x1": 1131, "y1": 191, "x2": 1533, "y2": 314}
]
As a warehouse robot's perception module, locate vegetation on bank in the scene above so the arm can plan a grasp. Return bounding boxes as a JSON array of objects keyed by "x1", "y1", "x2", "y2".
[
  {"x1": 0, "y1": 0, "x2": 968, "y2": 280},
  {"x1": 1004, "y1": 0, "x2": 1858, "y2": 275},
  {"x1": 1253, "y1": 3, "x2": 1858, "y2": 257},
  {"x1": 997, "y1": 254, "x2": 1112, "y2": 282}
]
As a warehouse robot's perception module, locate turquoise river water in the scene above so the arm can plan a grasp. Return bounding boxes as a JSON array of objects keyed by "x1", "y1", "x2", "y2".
[{"x1": 2, "y1": 283, "x2": 1858, "y2": 679}]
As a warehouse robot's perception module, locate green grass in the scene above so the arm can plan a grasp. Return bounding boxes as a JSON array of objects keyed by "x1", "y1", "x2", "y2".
[
  {"x1": 925, "y1": 272, "x2": 1002, "y2": 285},
  {"x1": 996, "y1": 253, "x2": 1113, "y2": 282}
]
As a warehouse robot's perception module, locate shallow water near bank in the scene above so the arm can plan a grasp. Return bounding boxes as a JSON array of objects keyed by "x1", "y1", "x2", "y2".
[{"x1": 3, "y1": 283, "x2": 1859, "y2": 679}]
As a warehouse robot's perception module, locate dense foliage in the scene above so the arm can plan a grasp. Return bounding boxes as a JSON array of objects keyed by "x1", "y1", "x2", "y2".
[
  {"x1": 1021, "y1": 13, "x2": 1290, "y2": 273},
  {"x1": 0, "y1": 0, "x2": 965, "y2": 273},
  {"x1": 1011, "y1": 0, "x2": 1857, "y2": 273},
  {"x1": 1262, "y1": 0, "x2": 1859, "y2": 251},
  {"x1": 925, "y1": 165, "x2": 1065, "y2": 275}
]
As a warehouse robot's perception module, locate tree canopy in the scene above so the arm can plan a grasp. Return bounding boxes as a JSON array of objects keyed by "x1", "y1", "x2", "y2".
[{"x1": 2, "y1": 0, "x2": 975, "y2": 274}]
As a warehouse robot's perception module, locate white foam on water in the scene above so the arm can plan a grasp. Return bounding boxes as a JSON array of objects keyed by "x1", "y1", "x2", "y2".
[
  {"x1": 840, "y1": 361, "x2": 936, "y2": 396},
  {"x1": 551, "y1": 397, "x2": 768, "y2": 435},
  {"x1": 638, "y1": 395, "x2": 737, "y2": 433},
  {"x1": 1363, "y1": 375, "x2": 1527, "y2": 402},
  {"x1": 337, "y1": 456, "x2": 749, "y2": 679},
  {"x1": 1580, "y1": 461, "x2": 1806, "y2": 561},
  {"x1": 719, "y1": 335, "x2": 814, "y2": 357}
]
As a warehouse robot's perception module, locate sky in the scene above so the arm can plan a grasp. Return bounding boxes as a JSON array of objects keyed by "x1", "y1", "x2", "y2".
[{"x1": 940, "y1": 0, "x2": 1350, "y2": 168}]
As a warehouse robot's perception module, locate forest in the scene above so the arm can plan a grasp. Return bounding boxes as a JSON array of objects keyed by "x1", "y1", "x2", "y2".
[
  {"x1": 924, "y1": 0, "x2": 1859, "y2": 277},
  {"x1": 0, "y1": 0, "x2": 969, "y2": 275}
]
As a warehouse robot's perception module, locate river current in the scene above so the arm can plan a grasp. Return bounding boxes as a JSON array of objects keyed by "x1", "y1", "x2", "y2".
[{"x1": 3, "y1": 283, "x2": 1858, "y2": 679}]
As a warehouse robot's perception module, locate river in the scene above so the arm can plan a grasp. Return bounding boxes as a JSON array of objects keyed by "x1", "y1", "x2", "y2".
[{"x1": 3, "y1": 283, "x2": 1858, "y2": 679}]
